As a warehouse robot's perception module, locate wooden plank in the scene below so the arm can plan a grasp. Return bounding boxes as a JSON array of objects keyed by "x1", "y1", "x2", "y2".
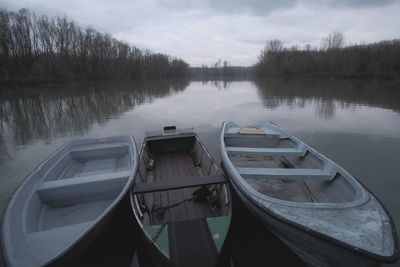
[
  {"x1": 165, "y1": 155, "x2": 182, "y2": 222},
  {"x1": 171, "y1": 153, "x2": 189, "y2": 222},
  {"x1": 224, "y1": 133, "x2": 281, "y2": 139},
  {"x1": 147, "y1": 150, "x2": 224, "y2": 224},
  {"x1": 152, "y1": 156, "x2": 169, "y2": 224},
  {"x1": 226, "y1": 147, "x2": 306, "y2": 157},
  {"x1": 238, "y1": 128, "x2": 266, "y2": 135},
  {"x1": 236, "y1": 167, "x2": 333, "y2": 180},
  {"x1": 180, "y1": 153, "x2": 200, "y2": 220},
  {"x1": 133, "y1": 175, "x2": 226, "y2": 194}
]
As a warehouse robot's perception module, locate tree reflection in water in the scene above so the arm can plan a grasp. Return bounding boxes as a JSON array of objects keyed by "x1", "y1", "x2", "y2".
[
  {"x1": 1, "y1": 77, "x2": 400, "y2": 163},
  {"x1": 0, "y1": 78, "x2": 189, "y2": 161},
  {"x1": 254, "y1": 78, "x2": 400, "y2": 119}
]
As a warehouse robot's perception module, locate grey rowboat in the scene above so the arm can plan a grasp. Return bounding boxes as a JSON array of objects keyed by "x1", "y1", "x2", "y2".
[
  {"x1": 1, "y1": 136, "x2": 137, "y2": 267},
  {"x1": 219, "y1": 121, "x2": 398, "y2": 266}
]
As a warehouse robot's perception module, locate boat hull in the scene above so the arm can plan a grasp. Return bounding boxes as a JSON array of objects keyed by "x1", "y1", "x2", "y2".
[{"x1": 223, "y1": 162, "x2": 388, "y2": 267}]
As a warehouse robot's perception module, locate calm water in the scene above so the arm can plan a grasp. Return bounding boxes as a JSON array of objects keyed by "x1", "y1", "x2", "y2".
[{"x1": 1, "y1": 78, "x2": 400, "y2": 266}]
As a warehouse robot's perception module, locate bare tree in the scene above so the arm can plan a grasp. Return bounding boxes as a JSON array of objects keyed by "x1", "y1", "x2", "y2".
[
  {"x1": 0, "y1": 8, "x2": 189, "y2": 82},
  {"x1": 266, "y1": 39, "x2": 283, "y2": 53},
  {"x1": 255, "y1": 32, "x2": 400, "y2": 78},
  {"x1": 321, "y1": 31, "x2": 344, "y2": 51}
]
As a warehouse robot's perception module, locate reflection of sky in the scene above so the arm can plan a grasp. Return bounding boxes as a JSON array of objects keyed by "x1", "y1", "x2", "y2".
[
  {"x1": 116, "y1": 81, "x2": 400, "y2": 140},
  {"x1": 131, "y1": 81, "x2": 263, "y2": 128}
]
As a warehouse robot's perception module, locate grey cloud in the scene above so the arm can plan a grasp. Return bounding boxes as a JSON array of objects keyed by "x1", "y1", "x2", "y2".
[
  {"x1": 158, "y1": 0, "x2": 397, "y2": 15},
  {"x1": 304, "y1": 0, "x2": 397, "y2": 8},
  {"x1": 159, "y1": 0, "x2": 297, "y2": 15},
  {"x1": 209, "y1": 0, "x2": 296, "y2": 15}
]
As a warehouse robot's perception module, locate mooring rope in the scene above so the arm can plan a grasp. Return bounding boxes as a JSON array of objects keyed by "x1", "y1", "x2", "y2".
[{"x1": 153, "y1": 197, "x2": 193, "y2": 220}]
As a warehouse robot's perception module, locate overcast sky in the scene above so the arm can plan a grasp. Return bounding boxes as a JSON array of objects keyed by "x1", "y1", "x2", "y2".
[{"x1": 1, "y1": 0, "x2": 399, "y2": 66}]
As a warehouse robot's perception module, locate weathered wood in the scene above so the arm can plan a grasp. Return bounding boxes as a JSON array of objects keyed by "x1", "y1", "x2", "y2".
[
  {"x1": 238, "y1": 128, "x2": 266, "y2": 135},
  {"x1": 237, "y1": 167, "x2": 333, "y2": 180},
  {"x1": 144, "y1": 150, "x2": 225, "y2": 225},
  {"x1": 181, "y1": 153, "x2": 201, "y2": 220},
  {"x1": 166, "y1": 154, "x2": 187, "y2": 222},
  {"x1": 224, "y1": 133, "x2": 281, "y2": 139},
  {"x1": 133, "y1": 175, "x2": 226, "y2": 194},
  {"x1": 156, "y1": 156, "x2": 169, "y2": 224},
  {"x1": 226, "y1": 146, "x2": 306, "y2": 157}
]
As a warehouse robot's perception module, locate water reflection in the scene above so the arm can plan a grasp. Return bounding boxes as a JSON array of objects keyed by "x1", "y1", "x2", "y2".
[
  {"x1": 0, "y1": 79, "x2": 189, "y2": 155},
  {"x1": 0, "y1": 135, "x2": 10, "y2": 164},
  {"x1": 191, "y1": 76, "x2": 252, "y2": 90},
  {"x1": 202, "y1": 80, "x2": 231, "y2": 90},
  {"x1": 1, "y1": 78, "x2": 400, "y2": 163},
  {"x1": 254, "y1": 78, "x2": 400, "y2": 119}
]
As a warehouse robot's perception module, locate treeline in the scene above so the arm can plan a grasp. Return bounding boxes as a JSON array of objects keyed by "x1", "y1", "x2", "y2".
[
  {"x1": 255, "y1": 31, "x2": 400, "y2": 78},
  {"x1": 0, "y1": 8, "x2": 189, "y2": 82},
  {"x1": 190, "y1": 59, "x2": 253, "y2": 79}
]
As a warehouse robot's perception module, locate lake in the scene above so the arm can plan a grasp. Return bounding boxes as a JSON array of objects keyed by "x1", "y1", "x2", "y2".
[{"x1": 1, "y1": 78, "x2": 399, "y2": 266}]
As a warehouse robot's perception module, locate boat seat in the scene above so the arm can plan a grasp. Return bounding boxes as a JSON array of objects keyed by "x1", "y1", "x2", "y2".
[
  {"x1": 226, "y1": 146, "x2": 307, "y2": 157},
  {"x1": 224, "y1": 132, "x2": 282, "y2": 139},
  {"x1": 37, "y1": 170, "x2": 132, "y2": 207},
  {"x1": 133, "y1": 175, "x2": 226, "y2": 194},
  {"x1": 238, "y1": 128, "x2": 266, "y2": 135},
  {"x1": 70, "y1": 143, "x2": 129, "y2": 161},
  {"x1": 236, "y1": 167, "x2": 334, "y2": 181}
]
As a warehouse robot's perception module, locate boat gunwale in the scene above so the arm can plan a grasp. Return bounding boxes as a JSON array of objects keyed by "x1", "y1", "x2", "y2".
[
  {"x1": 1, "y1": 135, "x2": 138, "y2": 266},
  {"x1": 129, "y1": 138, "x2": 171, "y2": 259},
  {"x1": 220, "y1": 121, "x2": 399, "y2": 263},
  {"x1": 1, "y1": 139, "x2": 73, "y2": 266}
]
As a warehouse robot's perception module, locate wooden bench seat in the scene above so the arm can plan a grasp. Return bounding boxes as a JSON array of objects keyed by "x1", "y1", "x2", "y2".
[{"x1": 133, "y1": 175, "x2": 226, "y2": 194}]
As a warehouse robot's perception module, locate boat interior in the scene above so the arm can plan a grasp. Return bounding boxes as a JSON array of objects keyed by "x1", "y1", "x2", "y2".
[
  {"x1": 133, "y1": 134, "x2": 230, "y2": 227},
  {"x1": 24, "y1": 138, "x2": 134, "y2": 259},
  {"x1": 224, "y1": 126, "x2": 362, "y2": 204}
]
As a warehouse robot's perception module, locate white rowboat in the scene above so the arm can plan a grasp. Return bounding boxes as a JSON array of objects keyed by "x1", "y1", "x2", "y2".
[
  {"x1": 219, "y1": 121, "x2": 398, "y2": 266},
  {"x1": 1, "y1": 136, "x2": 137, "y2": 266}
]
